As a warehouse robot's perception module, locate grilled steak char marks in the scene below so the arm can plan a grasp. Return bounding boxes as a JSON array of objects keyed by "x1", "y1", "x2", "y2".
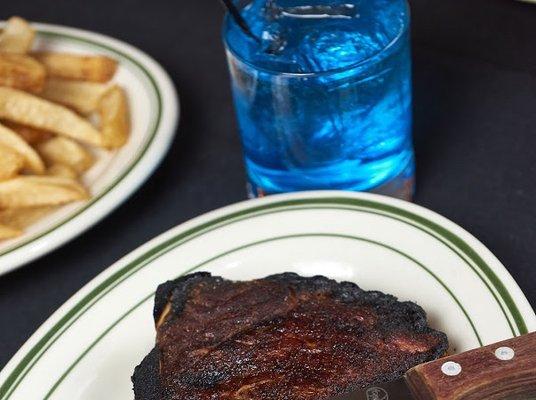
[{"x1": 133, "y1": 272, "x2": 448, "y2": 400}]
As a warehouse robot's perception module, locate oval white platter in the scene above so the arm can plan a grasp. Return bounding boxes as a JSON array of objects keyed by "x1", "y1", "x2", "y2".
[
  {"x1": 0, "y1": 22, "x2": 179, "y2": 275},
  {"x1": 0, "y1": 191, "x2": 534, "y2": 399}
]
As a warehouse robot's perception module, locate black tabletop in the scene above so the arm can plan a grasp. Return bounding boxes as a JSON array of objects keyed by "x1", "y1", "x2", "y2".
[{"x1": 0, "y1": 0, "x2": 535, "y2": 369}]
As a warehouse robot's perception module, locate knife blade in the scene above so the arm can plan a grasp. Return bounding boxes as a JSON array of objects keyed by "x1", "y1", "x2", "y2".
[
  {"x1": 334, "y1": 377, "x2": 413, "y2": 400},
  {"x1": 331, "y1": 331, "x2": 536, "y2": 400}
]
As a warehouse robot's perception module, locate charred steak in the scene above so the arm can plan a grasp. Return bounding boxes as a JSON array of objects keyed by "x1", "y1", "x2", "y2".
[{"x1": 132, "y1": 272, "x2": 448, "y2": 400}]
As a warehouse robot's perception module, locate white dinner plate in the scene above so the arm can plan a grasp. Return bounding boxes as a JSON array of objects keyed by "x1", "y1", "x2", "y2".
[
  {"x1": 0, "y1": 22, "x2": 179, "y2": 275},
  {"x1": 0, "y1": 191, "x2": 534, "y2": 399}
]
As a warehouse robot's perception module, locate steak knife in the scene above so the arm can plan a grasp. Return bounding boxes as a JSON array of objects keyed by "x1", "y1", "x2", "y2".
[{"x1": 333, "y1": 331, "x2": 536, "y2": 400}]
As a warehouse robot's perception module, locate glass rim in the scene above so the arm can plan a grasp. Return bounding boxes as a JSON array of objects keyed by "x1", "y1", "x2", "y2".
[{"x1": 223, "y1": 3, "x2": 410, "y2": 78}]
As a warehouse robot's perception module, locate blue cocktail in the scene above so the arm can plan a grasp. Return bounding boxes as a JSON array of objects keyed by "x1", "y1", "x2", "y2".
[{"x1": 224, "y1": 0, "x2": 413, "y2": 199}]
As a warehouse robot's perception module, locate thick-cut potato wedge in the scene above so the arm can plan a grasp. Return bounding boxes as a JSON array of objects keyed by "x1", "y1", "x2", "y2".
[
  {"x1": 99, "y1": 86, "x2": 129, "y2": 148},
  {"x1": 0, "y1": 17, "x2": 35, "y2": 54},
  {"x1": 0, "y1": 122, "x2": 44, "y2": 173},
  {"x1": 0, "y1": 143, "x2": 24, "y2": 180},
  {"x1": 0, "y1": 87, "x2": 103, "y2": 146},
  {"x1": 0, "y1": 54, "x2": 46, "y2": 93},
  {"x1": 0, "y1": 223, "x2": 21, "y2": 240},
  {"x1": 0, "y1": 206, "x2": 54, "y2": 230},
  {"x1": 28, "y1": 175, "x2": 88, "y2": 196},
  {"x1": 37, "y1": 137, "x2": 94, "y2": 173},
  {"x1": 32, "y1": 52, "x2": 118, "y2": 82},
  {"x1": 40, "y1": 78, "x2": 109, "y2": 114},
  {"x1": 1, "y1": 121, "x2": 52, "y2": 144},
  {"x1": 0, "y1": 175, "x2": 88, "y2": 208},
  {"x1": 47, "y1": 164, "x2": 78, "y2": 179}
]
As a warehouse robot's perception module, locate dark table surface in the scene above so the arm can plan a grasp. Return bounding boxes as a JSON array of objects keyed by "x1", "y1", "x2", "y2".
[{"x1": 1, "y1": 0, "x2": 535, "y2": 369}]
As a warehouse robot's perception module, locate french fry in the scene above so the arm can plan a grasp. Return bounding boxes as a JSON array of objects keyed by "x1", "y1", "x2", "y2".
[
  {"x1": 0, "y1": 122, "x2": 44, "y2": 173},
  {"x1": 32, "y1": 52, "x2": 118, "y2": 82},
  {"x1": 38, "y1": 137, "x2": 94, "y2": 173},
  {"x1": 99, "y1": 86, "x2": 129, "y2": 148},
  {"x1": 0, "y1": 175, "x2": 88, "y2": 208},
  {"x1": 0, "y1": 53, "x2": 46, "y2": 93},
  {"x1": 1, "y1": 121, "x2": 52, "y2": 144},
  {"x1": 40, "y1": 78, "x2": 109, "y2": 114},
  {"x1": 0, "y1": 87, "x2": 103, "y2": 146},
  {"x1": 32, "y1": 175, "x2": 88, "y2": 196},
  {"x1": 0, "y1": 16, "x2": 136, "y2": 239},
  {"x1": 0, "y1": 143, "x2": 24, "y2": 180},
  {"x1": 0, "y1": 223, "x2": 21, "y2": 240},
  {"x1": 0, "y1": 206, "x2": 54, "y2": 230},
  {"x1": 0, "y1": 17, "x2": 35, "y2": 54},
  {"x1": 47, "y1": 164, "x2": 78, "y2": 179}
]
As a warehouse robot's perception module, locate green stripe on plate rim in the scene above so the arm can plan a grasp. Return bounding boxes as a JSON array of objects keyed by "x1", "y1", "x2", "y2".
[
  {"x1": 0, "y1": 28, "x2": 163, "y2": 257},
  {"x1": 44, "y1": 232, "x2": 481, "y2": 398},
  {"x1": 0, "y1": 196, "x2": 528, "y2": 399}
]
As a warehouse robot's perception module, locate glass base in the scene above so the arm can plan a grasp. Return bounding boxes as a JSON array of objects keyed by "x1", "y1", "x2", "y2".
[
  {"x1": 247, "y1": 160, "x2": 415, "y2": 201},
  {"x1": 368, "y1": 173, "x2": 414, "y2": 201}
]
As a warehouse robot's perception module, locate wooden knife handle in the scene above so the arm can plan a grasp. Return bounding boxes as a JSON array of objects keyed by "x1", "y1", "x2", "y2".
[{"x1": 405, "y1": 332, "x2": 536, "y2": 400}]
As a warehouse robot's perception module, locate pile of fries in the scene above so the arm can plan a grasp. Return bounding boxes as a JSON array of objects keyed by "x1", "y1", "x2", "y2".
[{"x1": 0, "y1": 17, "x2": 130, "y2": 241}]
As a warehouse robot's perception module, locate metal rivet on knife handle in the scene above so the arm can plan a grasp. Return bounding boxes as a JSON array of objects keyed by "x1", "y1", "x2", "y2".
[
  {"x1": 494, "y1": 346, "x2": 515, "y2": 361},
  {"x1": 441, "y1": 361, "x2": 462, "y2": 376}
]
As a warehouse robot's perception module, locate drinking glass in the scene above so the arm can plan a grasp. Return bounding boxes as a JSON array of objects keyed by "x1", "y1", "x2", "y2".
[{"x1": 223, "y1": 0, "x2": 414, "y2": 199}]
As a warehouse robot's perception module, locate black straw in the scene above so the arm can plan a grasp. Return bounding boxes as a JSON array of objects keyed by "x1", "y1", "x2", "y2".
[{"x1": 220, "y1": 0, "x2": 261, "y2": 43}]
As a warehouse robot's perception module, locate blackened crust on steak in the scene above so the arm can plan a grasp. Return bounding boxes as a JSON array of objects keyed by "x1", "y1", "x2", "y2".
[
  {"x1": 133, "y1": 272, "x2": 448, "y2": 400},
  {"x1": 132, "y1": 347, "x2": 161, "y2": 400},
  {"x1": 153, "y1": 272, "x2": 214, "y2": 320}
]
